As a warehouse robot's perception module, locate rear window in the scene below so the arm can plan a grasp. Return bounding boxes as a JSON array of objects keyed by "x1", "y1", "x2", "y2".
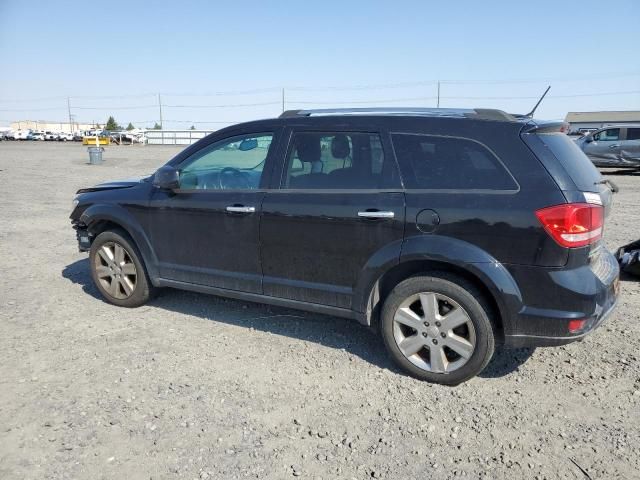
[
  {"x1": 536, "y1": 132, "x2": 602, "y2": 191},
  {"x1": 391, "y1": 133, "x2": 517, "y2": 190}
]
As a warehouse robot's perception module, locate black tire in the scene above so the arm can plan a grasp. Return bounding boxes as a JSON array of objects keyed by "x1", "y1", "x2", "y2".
[
  {"x1": 381, "y1": 273, "x2": 495, "y2": 385},
  {"x1": 89, "y1": 229, "x2": 155, "y2": 307}
]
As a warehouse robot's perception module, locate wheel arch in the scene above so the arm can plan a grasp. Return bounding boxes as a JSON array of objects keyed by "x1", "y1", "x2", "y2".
[
  {"x1": 80, "y1": 204, "x2": 159, "y2": 283},
  {"x1": 357, "y1": 235, "x2": 524, "y2": 342}
]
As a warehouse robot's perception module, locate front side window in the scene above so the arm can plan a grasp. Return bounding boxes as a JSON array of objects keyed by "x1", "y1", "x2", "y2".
[
  {"x1": 593, "y1": 128, "x2": 620, "y2": 141},
  {"x1": 392, "y1": 133, "x2": 517, "y2": 190},
  {"x1": 283, "y1": 132, "x2": 394, "y2": 189},
  {"x1": 178, "y1": 133, "x2": 273, "y2": 190}
]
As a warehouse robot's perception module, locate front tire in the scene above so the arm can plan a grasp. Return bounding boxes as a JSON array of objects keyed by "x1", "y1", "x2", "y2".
[
  {"x1": 89, "y1": 229, "x2": 154, "y2": 307},
  {"x1": 381, "y1": 273, "x2": 495, "y2": 385}
]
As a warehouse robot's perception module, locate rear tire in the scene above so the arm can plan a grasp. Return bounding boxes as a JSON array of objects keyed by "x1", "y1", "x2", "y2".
[
  {"x1": 89, "y1": 229, "x2": 155, "y2": 307},
  {"x1": 381, "y1": 273, "x2": 495, "y2": 385}
]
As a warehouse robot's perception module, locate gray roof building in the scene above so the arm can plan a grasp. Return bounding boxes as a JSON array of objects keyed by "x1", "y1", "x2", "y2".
[{"x1": 565, "y1": 111, "x2": 640, "y2": 133}]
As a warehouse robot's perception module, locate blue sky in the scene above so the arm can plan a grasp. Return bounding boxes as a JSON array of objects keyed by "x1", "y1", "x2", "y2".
[{"x1": 0, "y1": 0, "x2": 638, "y2": 129}]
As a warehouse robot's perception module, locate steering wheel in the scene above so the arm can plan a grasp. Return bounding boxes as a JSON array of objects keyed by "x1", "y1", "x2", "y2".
[{"x1": 218, "y1": 167, "x2": 250, "y2": 190}]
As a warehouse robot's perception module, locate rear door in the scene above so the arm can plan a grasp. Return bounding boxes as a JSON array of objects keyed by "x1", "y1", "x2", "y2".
[
  {"x1": 621, "y1": 127, "x2": 640, "y2": 164},
  {"x1": 260, "y1": 127, "x2": 405, "y2": 309}
]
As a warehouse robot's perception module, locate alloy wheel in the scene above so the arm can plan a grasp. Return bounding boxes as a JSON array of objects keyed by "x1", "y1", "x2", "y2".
[
  {"x1": 94, "y1": 241, "x2": 137, "y2": 299},
  {"x1": 392, "y1": 292, "x2": 476, "y2": 373}
]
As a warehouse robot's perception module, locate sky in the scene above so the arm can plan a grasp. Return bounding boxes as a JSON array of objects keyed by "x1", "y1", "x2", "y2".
[{"x1": 0, "y1": 0, "x2": 638, "y2": 129}]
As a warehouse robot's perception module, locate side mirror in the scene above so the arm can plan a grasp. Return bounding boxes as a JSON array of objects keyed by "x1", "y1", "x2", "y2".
[
  {"x1": 153, "y1": 165, "x2": 180, "y2": 190},
  {"x1": 238, "y1": 138, "x2": 258, "y2": 151}
]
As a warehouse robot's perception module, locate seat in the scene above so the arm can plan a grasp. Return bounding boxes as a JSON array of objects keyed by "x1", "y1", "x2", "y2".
[{"x1": 288, "y1": 134, "x2": 328, "y2": 188}]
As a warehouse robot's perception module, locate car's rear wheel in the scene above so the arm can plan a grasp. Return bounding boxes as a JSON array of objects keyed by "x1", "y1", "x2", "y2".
[
  {"x1": 89, "y1": 229, "x2": 154, "y2": 307},
  {"x1": 381, "y1": 273, "x2": 495, "y2": 385}
]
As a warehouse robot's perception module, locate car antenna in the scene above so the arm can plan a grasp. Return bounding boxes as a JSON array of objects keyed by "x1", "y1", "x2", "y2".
[{"x1": 524, "y1": 85, "x2": 551, "y2": 118}]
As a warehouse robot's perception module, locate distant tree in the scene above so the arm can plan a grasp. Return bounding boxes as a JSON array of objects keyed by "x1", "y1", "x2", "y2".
[
  {"x1": 190, "y1": 125, "x2": 196, "y2": 130},
  {"x1": 126, "y1": 122, "x2": 135, "y2": 131},
  {"x1": 105, "y1": 116, "x2": 120, "y2": 131},
  {"x1": 152, "y1": 122, "x2": 162, "y2": 130}
]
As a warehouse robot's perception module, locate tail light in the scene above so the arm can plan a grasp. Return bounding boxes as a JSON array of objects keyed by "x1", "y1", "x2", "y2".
[{"x1": 535, "y1": 203, "x2": 603, "y2": 248}]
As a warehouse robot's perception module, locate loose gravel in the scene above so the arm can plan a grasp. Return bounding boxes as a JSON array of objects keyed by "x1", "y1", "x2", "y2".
[{"x1": 1, "y1": 142, "x2": 639, "y2": 479}]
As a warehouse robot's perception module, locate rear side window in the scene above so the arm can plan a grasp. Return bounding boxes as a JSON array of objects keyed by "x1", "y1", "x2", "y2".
[
  {"x1": 535, "y1": 132, "x2": 601, "y2": 191},
  {"x1": 283, "y1": 132, "x2": 398, "y2": 189},
  {"x1": 627, "y1": 128, "x2": 640, "y2": 140},
  {"x1": 391, "y1": 133, "x2": 517, "y2": 190}
]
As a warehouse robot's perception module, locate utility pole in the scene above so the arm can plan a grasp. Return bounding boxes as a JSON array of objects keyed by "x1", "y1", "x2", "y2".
[
  {"x1": 158, "y1": 93, "x2": 163, "y2": 129},
  {"x1": 67, "y1": 97, "x2": 73, "y2": 133},
  {"x1": 281, "y1": 88, "x2": 285, "y2": 113},
  {"x1": 436, "y1": 81, "x2": 440, "y2": 108}
]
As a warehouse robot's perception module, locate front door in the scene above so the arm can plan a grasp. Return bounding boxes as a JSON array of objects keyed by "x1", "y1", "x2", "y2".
[
  {"x1": 260, "y1": 129, "x2": 405, "y2": 309},
  {"x1": 149, "y1": 131, "x2": 279, "y2": 293}
]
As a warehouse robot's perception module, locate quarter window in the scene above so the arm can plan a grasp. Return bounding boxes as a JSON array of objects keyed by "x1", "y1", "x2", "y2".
[
  {"x1": 283, "y1": 132, "x2": 396, "y2": 189},
  {"x1": 178, "y1": 133, "x2": 273, "y2": 190},
  {"x1": 391, "y1": 133, "x2": 517, "y2": 190}
]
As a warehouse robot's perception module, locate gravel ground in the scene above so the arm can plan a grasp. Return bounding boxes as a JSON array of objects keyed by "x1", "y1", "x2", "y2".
[{"x1": 1, "y1": 142, "x2": 639, "y2": 480}]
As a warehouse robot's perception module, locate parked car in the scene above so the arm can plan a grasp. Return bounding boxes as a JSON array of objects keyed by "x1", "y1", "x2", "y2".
[
  {"x1": 14, "y1": 129, "x2": 32, "y2": 140},
  {"x1": 575, "y1": 125, "x2": 640, "y2": 168},
  {"x1": 32, "y1": 132, "x2": 45, "y2": 141},
  {"x1": 70, "y1": 108, "x2": 620, "y2": 384},
  {"x1": 44, "y1": 131, "x2": 58, "y2": 141},
  {"x1": 58, "y1": 132, "x2": 74, "y2": 142}
]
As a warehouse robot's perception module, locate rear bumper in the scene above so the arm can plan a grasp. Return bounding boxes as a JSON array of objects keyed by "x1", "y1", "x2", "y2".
[{"x1": 503, "y1": 248, "x2": 620, "y2": 348}]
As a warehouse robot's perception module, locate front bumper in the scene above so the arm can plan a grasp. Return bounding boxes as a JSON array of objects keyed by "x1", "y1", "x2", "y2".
[
  {"x1": 504, "y1": 248, "x2": 620, "y2": 348},
  {"x1": 72, "y1": 221, "x2": 92, "y2": 251}
]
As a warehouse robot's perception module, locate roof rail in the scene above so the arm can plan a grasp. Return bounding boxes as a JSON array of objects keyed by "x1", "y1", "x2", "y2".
[{"x1": 279, "y1": 107, "x2": 518, "y2": 122}]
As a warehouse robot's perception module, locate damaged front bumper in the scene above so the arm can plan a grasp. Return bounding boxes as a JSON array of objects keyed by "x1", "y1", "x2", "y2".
[{"x1": 72, "y1": 221, "x2": 92, "y2": 251}]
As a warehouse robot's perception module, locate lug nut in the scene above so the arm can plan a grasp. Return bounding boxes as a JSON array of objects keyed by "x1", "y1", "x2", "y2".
[
  {"x1": 435, "y1": 321, "x2": 441, "y2": 327},
  {"x1": 440, "y1": 332, "x2": 446, "y2": 338},
  {"x1": 422, "y1": 332, "x2": 428, "y2": 338},
  {"x1": 423, "y1": 322, "x2": 429, "y2": 327},
  {"x1": 432, "y1": 339, "x2": 438, "y2": 345}
]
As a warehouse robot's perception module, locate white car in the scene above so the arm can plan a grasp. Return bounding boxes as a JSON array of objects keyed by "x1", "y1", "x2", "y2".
[
  {"x1": 44, "y1": 131, "x2": 58, "y2": 141},
  {"x1": 58, "y1": 132, "x2": 73, "y2": 142},
  {"x1": 32, "y1": 132, "x2": 45, "y2": 141}
]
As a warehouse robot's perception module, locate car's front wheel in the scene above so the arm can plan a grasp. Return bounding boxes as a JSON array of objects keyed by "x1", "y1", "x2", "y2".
[
  {"x1": 89, "y1": 229, "x2": 154, "y2": 307},
  {"x1": 381, "y1": 273, "x2": 495, "y2": 385}
]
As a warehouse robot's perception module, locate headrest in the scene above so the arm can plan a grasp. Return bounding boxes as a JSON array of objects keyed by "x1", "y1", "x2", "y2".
[
  {"x1": 331, "y1": 135, "x2": 350, "y2": 159},
  {"x1": 295, "y1": 134, "x2": 321, "y2": 163}
]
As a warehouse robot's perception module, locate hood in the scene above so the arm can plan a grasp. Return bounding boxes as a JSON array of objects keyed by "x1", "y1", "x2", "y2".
[{"x1": 76, "y1": 175, "x2": 149, "y2": 194}]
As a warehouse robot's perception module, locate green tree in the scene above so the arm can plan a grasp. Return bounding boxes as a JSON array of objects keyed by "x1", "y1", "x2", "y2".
[
  {"x1": 190, "y1": 125, "x2": 196, "y2": 130},
  {"x1": 105, "y1": 116, "x2": 120, "y2": 131},
  {"x1": 126, "y1": 122, "x2": 135, "y2": 131},
  {"x1": 153, "y1": 122, "x2": 162, "y2": 130}
]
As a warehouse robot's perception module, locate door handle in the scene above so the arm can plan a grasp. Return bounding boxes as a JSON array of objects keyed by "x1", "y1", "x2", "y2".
[
  {"x1": 226, "y1": 205, "x2": 256, "y2": 213},
  {"x1": 609, "y1": 144, "x2": 620, "y2": 148},
  {"x1": 357, "y1": 210, "x2": 395, "y2": 219}
]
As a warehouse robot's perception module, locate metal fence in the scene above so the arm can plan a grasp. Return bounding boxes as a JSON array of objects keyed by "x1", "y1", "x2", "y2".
[{"x1": 146, "y1": 129, "x2": 216, "y2": 145}]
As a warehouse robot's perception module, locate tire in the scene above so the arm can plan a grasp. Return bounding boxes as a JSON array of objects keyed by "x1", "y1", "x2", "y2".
[
  {"x1": 89, "y1": 229, "x2": 155, "y2": 307},
  {"x1": 381, "y1": 273, "x2": 495, "y2": 385}
]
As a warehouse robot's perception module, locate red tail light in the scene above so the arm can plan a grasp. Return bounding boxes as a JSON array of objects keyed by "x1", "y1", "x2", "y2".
[{"x1": 535, "y1": 203, "x2": 603, "y2": 248}]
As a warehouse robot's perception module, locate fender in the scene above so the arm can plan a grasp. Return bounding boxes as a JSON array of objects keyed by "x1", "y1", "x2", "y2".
[
  {"x1": 355, "y1": 234, "x2": 523, "y2": 336},
  {"x1": 80, "y1": 204, "x2": 160, "y2": 284}
]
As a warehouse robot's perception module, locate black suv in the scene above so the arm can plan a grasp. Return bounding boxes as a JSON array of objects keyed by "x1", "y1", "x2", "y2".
[{"x1": 70, "y1": 108, "x2": 620, "y2": 384}]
